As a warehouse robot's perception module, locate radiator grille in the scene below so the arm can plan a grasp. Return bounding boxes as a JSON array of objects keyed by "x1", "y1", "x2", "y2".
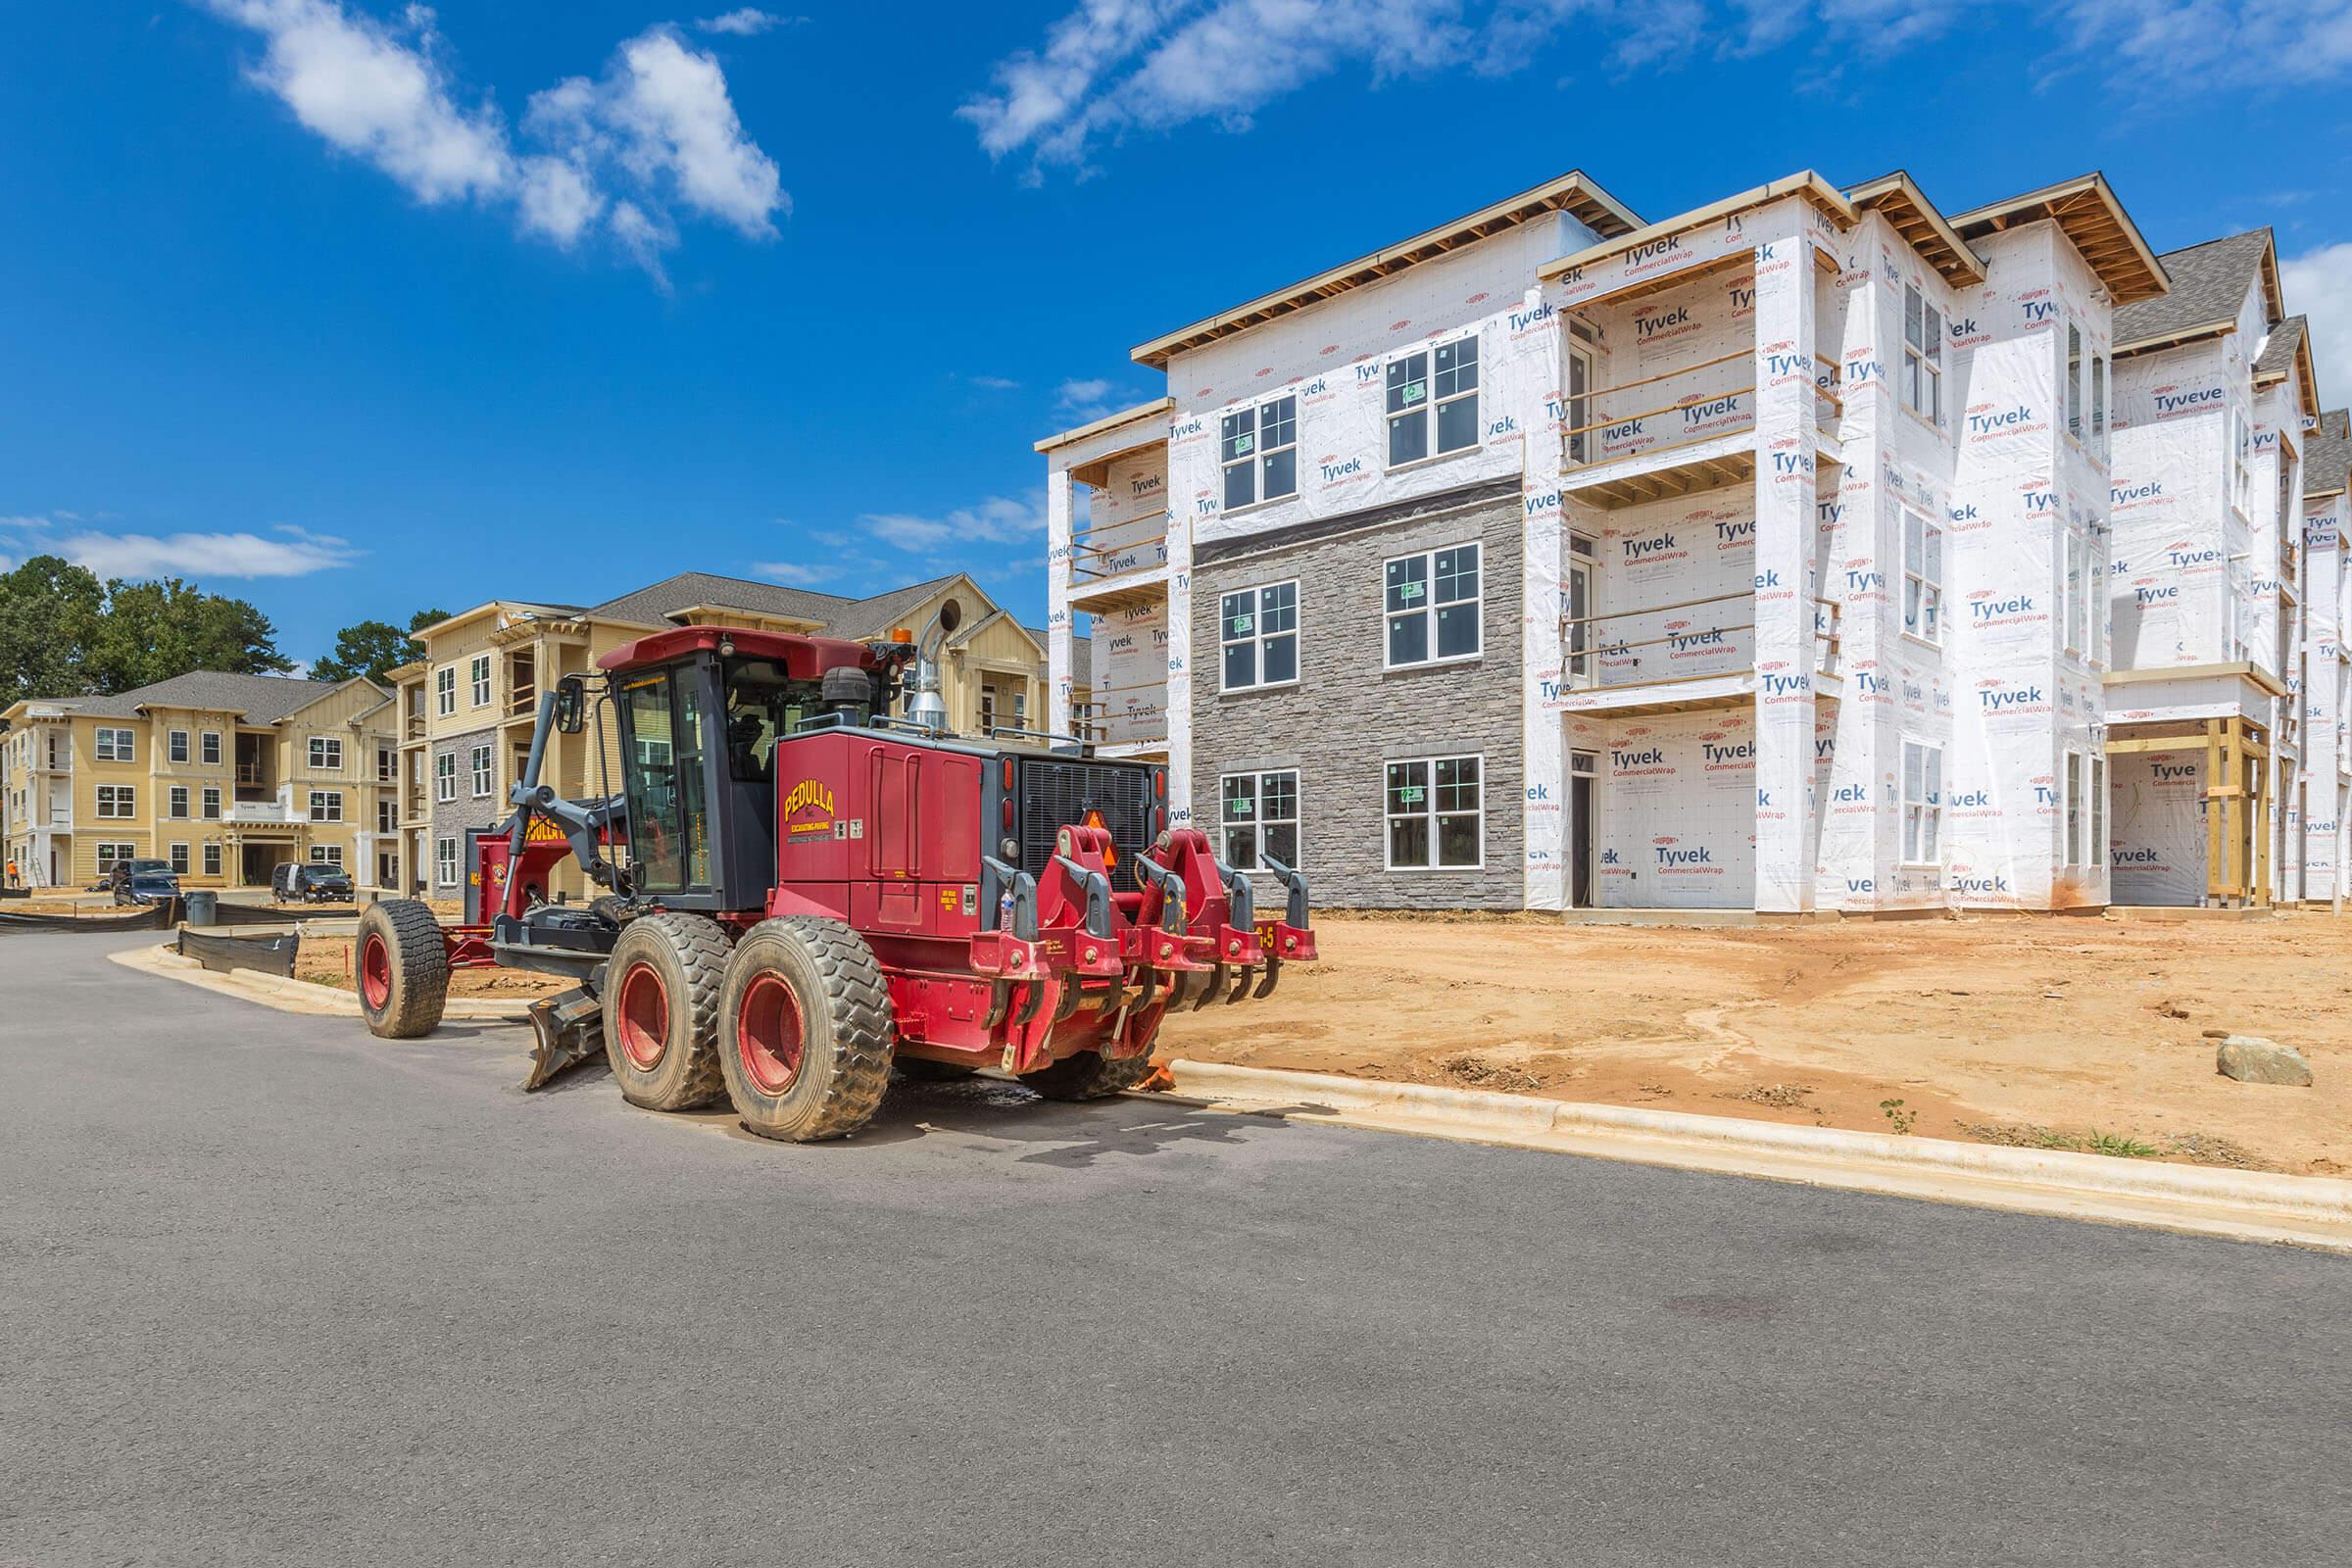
[{"x1": 1016, "y1": 757, "x2": 1153, "y2": 881}]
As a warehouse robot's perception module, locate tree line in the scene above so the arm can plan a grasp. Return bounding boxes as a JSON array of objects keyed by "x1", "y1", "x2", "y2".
[{"x1": 0, "y1": 553, "x2": 447, "y2": 710}]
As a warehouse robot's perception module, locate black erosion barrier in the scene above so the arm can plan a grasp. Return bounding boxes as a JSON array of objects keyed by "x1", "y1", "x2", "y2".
[
  {"x1": 176, "y1": 926, "x2": 301, "y2": 978},
  {"x1": 0, "y1": 901, "x2": 178, "y2": 933},
  {"x1": 201, "y1": 899, "x2": 349, "y2": 928}
]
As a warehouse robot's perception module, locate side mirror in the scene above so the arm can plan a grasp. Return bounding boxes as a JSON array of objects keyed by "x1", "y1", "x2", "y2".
[
  {"x1": 555, "y1": 675, "x2": 588, "y2": 735},
  {"x1": 937, "y1": 597, "x2": 963, "y2": 635}
]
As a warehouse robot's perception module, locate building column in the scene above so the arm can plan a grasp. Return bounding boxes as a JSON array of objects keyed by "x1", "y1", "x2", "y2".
[
  {"x1": 1748, "y1": 203, "x2": 1821, "y2": 913},
  {"x1": 1046, "y1": 466, "x2": 1075, "y2": 738}
]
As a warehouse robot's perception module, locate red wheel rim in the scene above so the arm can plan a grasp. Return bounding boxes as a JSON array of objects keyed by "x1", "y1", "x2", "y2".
[
  {"x1": 736, "y1": 972, "x2": 805, "y2": 1096},
  {"x1": 360, "y1": 933, "x2": 391, "y2": 1010},
  {"x1": 615, "y1": 961, "x2": 670, "y2": 1070}
]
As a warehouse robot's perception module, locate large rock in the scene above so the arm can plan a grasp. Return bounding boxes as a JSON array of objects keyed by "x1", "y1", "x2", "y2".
[{"x1": 2216, "y1": 1036, "x2": 2314, "y2": 1088}]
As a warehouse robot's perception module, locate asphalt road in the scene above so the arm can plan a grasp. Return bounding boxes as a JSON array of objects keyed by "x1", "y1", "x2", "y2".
[{"x1": 4, "y1": 931, "x2": 2348, "y2": 1567}]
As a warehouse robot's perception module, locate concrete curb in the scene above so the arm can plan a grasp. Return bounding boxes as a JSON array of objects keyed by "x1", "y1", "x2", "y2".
[
  {"x1": 109, "y1": 943, "x2": 534, "y2": 1023},
  {"x1": 1152, "y1": 1059, "x2": 2352, "y2": 1253}
]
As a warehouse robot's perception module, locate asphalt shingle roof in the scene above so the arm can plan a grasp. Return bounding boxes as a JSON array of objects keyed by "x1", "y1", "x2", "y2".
[
  {"x1": 2305, "y1": 409, "x2": 2350, "y2": 500},
  {"x1": 36, "y1": 672, "x2": 377, "y2": 724},
  {"x1": 2256, "y1": 315, "x2": 2307, "y2": 379},
  {"x1": 587, "y1": 569, "x2": 965, "y2": 640},
  {"x1": 2113, "y1": 229, "x2": 2272, "y2": 348}
]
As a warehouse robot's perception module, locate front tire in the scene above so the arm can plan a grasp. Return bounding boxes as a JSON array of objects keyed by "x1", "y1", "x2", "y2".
[
  {"x1": 716, "y1": 917, "x2": 896, "y2": 1142},
  {"x1": 600, "y1": 911, "x2": 730, "y2": 1110},
  {"x1": 357, "y1": 899, "x2": 450, "y2": 1039}
]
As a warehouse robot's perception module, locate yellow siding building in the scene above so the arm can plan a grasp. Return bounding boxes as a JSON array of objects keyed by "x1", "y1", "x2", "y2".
[{"x1": 1, "y1": 672, "x2": 397, "y2": 892}]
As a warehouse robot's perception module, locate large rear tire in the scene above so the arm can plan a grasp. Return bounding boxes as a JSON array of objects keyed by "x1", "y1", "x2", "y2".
[
  {"x1": 357, "y1": 900, "x2": 450, "y2": 1039},
  {"x1": 716, "y1": 917, "x2": 896, "y2": 1142},
  {"x1": 600, "y1": 911, "x2": 730, "y2": 1111},
  {"x1": 1020, "y1": 1047, "x2": 1157, "y2": 1101}
]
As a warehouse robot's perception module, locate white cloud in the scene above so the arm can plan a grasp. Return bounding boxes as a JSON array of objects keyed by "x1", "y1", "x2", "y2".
[
  {"x1": 967, "y1": 373, "x2": 1022, "y2": 390},
  {"x1": 1054, "y1": 375, "x2": 1133, "y2": 421},
  {"x1": 966, "y1": 0, "x2": 2352, "y2": 172},
  {"x1": 204, "y1": 4, "x2": 783, "y2": 277},
  {"x1": 697, "y1": 8, "x2": 787, "y2": 34},
  {"x1": 862, "y1": 494, "x2": 1048, "y2": 557},
  {"x1": 54, "y1": 528, "x2": 361, "y2": 579},
  {"x1": 2282, "y1": 241, "x2": 2352, "y2": 411},
  {"x1": 751, "y1": 560, "x2": 843, "y2": 585}
]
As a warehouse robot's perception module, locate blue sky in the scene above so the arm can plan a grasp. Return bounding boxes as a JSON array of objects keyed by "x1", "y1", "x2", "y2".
[{"x1": 6, "y1": 1, "x2": 2352, "y2": 668}]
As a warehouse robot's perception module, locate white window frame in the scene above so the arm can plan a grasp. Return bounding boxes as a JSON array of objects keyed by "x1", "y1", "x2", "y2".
[
  {"x1": 1384, "y1": 542, "x2": 1483, "y2": 670},
  {"x1": 434, "y1": 752, "x2": 458, "y2": 803},
  {"x1": 1220, "y1": 394, "x2": 1298, "y2": 511},
  {"x1": 1385, "y1": 334, "x2": 1480, "y2": 469},
  {"x1": 377, "y1": 747, "x2": 396, "y2": 782},
  {"x1": 97, "y1": 784, "x2": 135, "y2": 819},
  {"x1": 470, "y1": 744, "x2": 493, "y2": 798},
  {"x1": 202, "y1": 786, "x2": 221, "y2": 820},
  {"x1": 1384, "y1": 754, "x2": 1485, "y2": 871},
  {"x1": 310, "y1": 844, "x2": 344, "y2": 866},
  {"x1": 377, "y1": 798, "x2": 399, "y2": 834},
  {"x1": 1902, "y1": 509, "x2": 1943, "y2": 646},
  {"x1": 169, "y1": 785, "x2": 189, "y2": 819},
  {"x1": 95, "y1": 727, "x2": 135, "y2": 762},
  {"x1": 2065, "y1": 752, "x2": 2085, "y2": 865},
  {"x1": 1902, "y1": 284, "x2": 1943, "y2": 426},
  {"x1": 1901, "y1": 740, "x2": 1942, "y2": 866},
  {"x1": 2232, "y1": 409, "x2": 2253, "y2": 519},
  {"x1": 203, "y1": 842, "x2": 222, "y2": 877},
  {"x1": 169, "y1": 842, "x2": 190, "y2": 875},
  {"x1": 2090, "y1": 350, "x2": 2109, "y2": 462},
  {"x1": 2090, "y1": 755, "x2": 2107, "y2": 869},
  {"x1": 470, "y1": 655, "x2": 491, "y2": 708},
  {"x1": 2066, "y1": 320, "x2": 2083, "y2": 442},
  {"x1": 169, "y1": 729, "x2": 189, "y2": 764},
  {"x1": 96, "y1": 842, "x2": 138, "y2": 874},
  {"x1": 309, "y1": 735, "x2": 343, "y2": 771},
  {"x1": 1219, "y1": 768, "x2": 1300, "y2": 871},
  {"x1": 1220, "y1": 580, "x2": 1300, "y2": 693},
  {"x1": 436, "y1": 837, "x2": 459, "y2": 887},
  {"x1": 2064, "y1": 526, "x2": 2089, "y2": 658},
  {"x1": 201, "y1": 731, "x2": 222, "y2": 765},
  {"x1": 309, "y1": 790, "x2": 344, "y2": 822},
  {"x1": 436, "y1": 666, "x2": 457, "y2": 717}
]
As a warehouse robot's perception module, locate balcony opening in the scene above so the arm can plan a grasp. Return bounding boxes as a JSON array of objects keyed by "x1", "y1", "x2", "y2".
[{"x1": 233, "y1": 733, "x2": 273, "y2": 802}]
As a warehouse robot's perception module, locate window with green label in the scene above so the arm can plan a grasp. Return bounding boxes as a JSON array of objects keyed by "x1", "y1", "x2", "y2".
[
  {"x1": 1220, "y1": 580, "x2": 1298, "y2": 692},
  {"x1": 1386, "y1": 756, "x2": 1482, "y2": 869},
  {"x1": 1387, "y1": 335, "x2": 1479, "y2": 467},
  {"x1": 1220, "y1": 769, "x2": 1299, "y2": 871},
  {"x1": 1384, "y1": 542, "x2": 1481, "y2": 667}
]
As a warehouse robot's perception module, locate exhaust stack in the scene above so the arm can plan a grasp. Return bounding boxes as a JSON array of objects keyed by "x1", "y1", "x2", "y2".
[{"x1": 905, "y1": 596, "x2": 963, "y2": 732}]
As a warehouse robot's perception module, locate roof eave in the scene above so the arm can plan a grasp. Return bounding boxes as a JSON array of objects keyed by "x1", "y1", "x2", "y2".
[
  {"x1": 2115, "y1": 318, "x2": 2239, "y2": 359},
  {"x1": 1536, "y1": 171, "x2": 1856, "y2": 287},
  {"x1": 1131, "y1": 170, "x2": 1643, "y2": 368},
  {"x1": 1035, "y1": 396, "x2": 1174, "y2": 455},
  {"x1": 1948, "y1": 172, "x2": 2170, "y2": 306},
  {"x1": 1844, "y1": 172, "x2": 1987, "y2": 287}
]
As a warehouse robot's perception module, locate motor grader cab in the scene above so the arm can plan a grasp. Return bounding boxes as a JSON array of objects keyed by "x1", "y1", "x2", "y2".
[{"x1": 354, "y1": 599, "x2": 1315, "y2": 1142}]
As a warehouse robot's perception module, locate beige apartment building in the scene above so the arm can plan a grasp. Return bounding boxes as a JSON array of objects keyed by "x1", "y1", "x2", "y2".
[
  {"x1": 388, "y1": 569, "x2": 1053, "y2": 901},
  {"x1": 1, "y1": 671, "x2": 397, "y2": 892}
]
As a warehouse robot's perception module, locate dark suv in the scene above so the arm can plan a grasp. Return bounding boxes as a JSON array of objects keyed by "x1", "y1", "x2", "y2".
[{"x1": 273, "y1": 861, "x2": 355, "y2": 904}]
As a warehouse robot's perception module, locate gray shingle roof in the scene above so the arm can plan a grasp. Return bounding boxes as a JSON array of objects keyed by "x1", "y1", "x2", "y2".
[
  {"x1": 588, "y1": 569, "x2": 965, "y2": 640},
  {"x1": 2114, "y1": 229, "x2": 2271, "y2": 349},
  {"x1": 1023, "y1": 626, "x2": 1090, "y2": 686},
  {"x1": 2256, "y1": 315, "x2": 2307, "y2": 379},
  {"x1": 2306, "y1": 409, "x2": 2350, "y2": 500},
  {"x1": 50, "y1": 672, "x2": 378, "y2": 724}
]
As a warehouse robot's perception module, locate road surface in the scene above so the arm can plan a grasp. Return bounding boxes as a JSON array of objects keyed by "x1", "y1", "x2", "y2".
[{"x1": 4, "y1": 930, "x2": 2347, "y2": 1566}]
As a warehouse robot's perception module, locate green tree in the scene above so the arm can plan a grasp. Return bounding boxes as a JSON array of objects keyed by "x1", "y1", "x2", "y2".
[
  {"x1": 310, "y1": 608, "x2": 451, "y2": 686},
  {"x1": 86, "y1": 577, "x2": 294, "y2": 693},
  {"x1": 0, "y1": 555, "x2": 107, "y2": 708},
  {"x1": 408, "y1": 607, "x2": 452, "y2": 633}
]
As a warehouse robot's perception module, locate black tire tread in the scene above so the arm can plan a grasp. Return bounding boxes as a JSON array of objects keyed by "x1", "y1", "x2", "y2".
[
  {"x1": 605, "y1": 910, "x2": 730, "y2": 1110},
  {"x1": 359, "y1": 899, "x2": 449, "y2": 1039},
  {"x1": 727, "y1": 916, "x2": 896, "y2": 1142}
]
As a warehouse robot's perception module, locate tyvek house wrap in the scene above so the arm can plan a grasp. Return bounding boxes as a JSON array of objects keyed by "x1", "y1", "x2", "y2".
[
  {"x1": 2305, "y1": 495, "x2": 2348, "y2": 899},
  {"x1": 1083, "y1": 447, "x2": 1173, "y2": 751},
  {"x1": 2108, "y1": 346, "x2": 2235, "y2": 669}
]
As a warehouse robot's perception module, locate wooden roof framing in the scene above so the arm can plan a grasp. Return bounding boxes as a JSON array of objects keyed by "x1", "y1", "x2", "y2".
[
  {"x1": 1131, "y1": 171, "x2": 1642, "y2": 368},
  {"x1": 1949, "y1": 173, "x2": 2170, "y2": 305}
]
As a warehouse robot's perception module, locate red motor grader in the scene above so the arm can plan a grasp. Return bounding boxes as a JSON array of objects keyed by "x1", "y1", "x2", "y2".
[{"x1": 355, "y1": 601, "x2": 1315, "y2": 1142}]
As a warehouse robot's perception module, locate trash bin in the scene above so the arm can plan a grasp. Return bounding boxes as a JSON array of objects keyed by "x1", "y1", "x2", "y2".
[{"x1": 183, "y1": 889, "x2": 219, "y2": 926}]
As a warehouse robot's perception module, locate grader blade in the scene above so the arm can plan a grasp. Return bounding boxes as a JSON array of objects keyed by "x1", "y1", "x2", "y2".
[{"x1": 522, "y1": 986, "x2": 606, "y2": 1091}]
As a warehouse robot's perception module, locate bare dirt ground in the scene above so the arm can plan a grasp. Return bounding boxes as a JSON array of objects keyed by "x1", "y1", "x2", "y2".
[
  {"x1": 1157, "y1": 911, "x2": 2352, "y2": 1176},
  {"x1": 296, "y1": 935, "x2": 571, "y2": 999}
]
